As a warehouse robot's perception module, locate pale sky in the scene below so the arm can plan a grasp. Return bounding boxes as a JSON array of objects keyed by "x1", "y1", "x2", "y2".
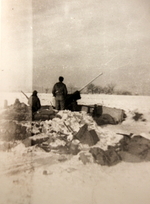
[{"x1": 1, "y1": 0, "x2": 150, "y2": 94}]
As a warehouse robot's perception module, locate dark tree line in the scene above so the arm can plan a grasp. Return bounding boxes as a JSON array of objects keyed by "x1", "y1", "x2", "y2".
[
  {"x1": 86, "y1": 83, "x2": 132, "y2": 95},
  {"x1": 44, "y1": 83, "x2": 132, "y2": 95}
]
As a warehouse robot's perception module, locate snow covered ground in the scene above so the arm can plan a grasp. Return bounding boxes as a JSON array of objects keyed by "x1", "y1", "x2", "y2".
[{"x1": 0, "y1": 92, "x2": 150, "y2": 204}]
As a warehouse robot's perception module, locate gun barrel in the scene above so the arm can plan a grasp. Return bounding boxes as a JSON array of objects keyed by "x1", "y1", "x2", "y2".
[
  {"x1": 21, "y1": 91, "x2": 29, "y2": 99},
  {"x1": 79, "y1": 72, "x2": 103, "y2": 92}
]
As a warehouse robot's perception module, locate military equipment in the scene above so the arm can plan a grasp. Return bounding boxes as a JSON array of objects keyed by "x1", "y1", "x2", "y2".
[
  {"x1": 79, "y1": 72, "x2": 103, "y2": 92},
  {"x1": 21, "y1": 90, "x2": 29, "y2": 99},
  {"x1": 65, "y1": 73, "x2": 103, "y2": 111}
]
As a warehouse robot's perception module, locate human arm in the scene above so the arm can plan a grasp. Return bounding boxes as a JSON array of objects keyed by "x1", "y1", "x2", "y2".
[
  {"x1": 37, "y1": 98, "x2": 41, "y2": 109},
  {"x1": 52, "y1": 84, "x2": 56, "y2": 97},
  {"x1": 63, "y1": 84, "x2": 68, "y2": 96}
]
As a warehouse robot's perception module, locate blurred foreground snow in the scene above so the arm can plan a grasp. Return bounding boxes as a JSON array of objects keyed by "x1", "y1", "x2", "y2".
[{"x1": 0, "y1": 92, "x2": 150, "y2": 204}]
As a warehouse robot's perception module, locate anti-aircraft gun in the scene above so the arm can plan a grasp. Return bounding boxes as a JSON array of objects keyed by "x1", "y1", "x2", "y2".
[{"x1": 65, "y1": 73, "x2": 103, "y2": 111}]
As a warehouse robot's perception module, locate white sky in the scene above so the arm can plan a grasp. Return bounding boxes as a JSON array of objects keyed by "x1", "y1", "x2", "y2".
[{"x1": 1, "y1": 0, "x2": 150, "y2": 94}]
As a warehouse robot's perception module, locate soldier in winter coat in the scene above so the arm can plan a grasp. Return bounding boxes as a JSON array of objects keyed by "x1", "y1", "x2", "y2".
[
  {"x1": 52, "y1": 76, "x2": 68, "y2": 110},
  {"x1": 28, "y1": 90, "x2": 41, "y2": 120}
]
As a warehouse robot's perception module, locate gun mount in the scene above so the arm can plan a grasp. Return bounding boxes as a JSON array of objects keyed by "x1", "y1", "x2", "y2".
[
  {"x1": 65, "y1": 90, "x2": 81, "y2": 111},
  {"x1": 65, "y1": 73, "x2": 103, "y2": 111}
]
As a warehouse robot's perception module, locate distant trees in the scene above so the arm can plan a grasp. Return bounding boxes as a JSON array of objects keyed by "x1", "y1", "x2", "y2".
[
  {"x1": 87, "y1": 84, "x2": 96, "y2": 94},
  {"x1": 67, "y1": 85, "x2": 79, "y2": 94},
  {"x1": 105, "y1": 83, "x2": 116, "y2": 94},
  {"x1": 86, "y1": 83, "x2": 132, "y2": 95},
  {"x1": 87, "y1": 83, "x2": 116, "y2": 94},
  {"x1": 115, "y1": 90, "x2": 132, "y2": 95}
]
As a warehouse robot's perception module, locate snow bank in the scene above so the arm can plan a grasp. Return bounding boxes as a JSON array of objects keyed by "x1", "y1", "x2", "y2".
[{"x1": 0, "y1": 93, "x2": 150, "y2": 204}]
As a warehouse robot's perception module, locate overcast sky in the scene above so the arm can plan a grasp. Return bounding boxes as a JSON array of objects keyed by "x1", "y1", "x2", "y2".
[{"x1": 1, "y1": 0, "x2": 150, "y2": 94}]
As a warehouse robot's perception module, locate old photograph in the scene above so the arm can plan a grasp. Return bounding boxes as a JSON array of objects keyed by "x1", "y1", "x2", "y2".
[{"x1": 0, "y1": 0, "x2": 150, "y2": 203}]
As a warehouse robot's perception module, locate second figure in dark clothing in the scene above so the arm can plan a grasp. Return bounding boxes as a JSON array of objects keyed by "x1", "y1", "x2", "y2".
[
  {"x1": 28, "y1": 90, "x2": 41, "y2": 120},
  {"x1": 52, "y1": 76, "x2": 68, "y2": 110}
]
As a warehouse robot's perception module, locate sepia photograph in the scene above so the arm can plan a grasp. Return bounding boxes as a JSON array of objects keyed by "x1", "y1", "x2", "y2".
[{"x1": 0, "y1": 0, "x2": 150, "y2": 203}]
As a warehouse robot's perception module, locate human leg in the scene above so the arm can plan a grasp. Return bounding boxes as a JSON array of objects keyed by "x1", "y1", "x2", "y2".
[
  {"x1": 55, "y1": 99, "x2": 60, "y2": 110},
  {"x1": 60, "y1": 100, "x2": 65, "y2": 110}
]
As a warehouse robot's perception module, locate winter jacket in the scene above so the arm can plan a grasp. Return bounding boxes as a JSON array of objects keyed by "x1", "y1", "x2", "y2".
[
  {"x1": 52, "y1": 82, "x2": 68, "y2": 100},
  {"x1": 28, "y1": 95, "x2": 41, "y2": 112}
]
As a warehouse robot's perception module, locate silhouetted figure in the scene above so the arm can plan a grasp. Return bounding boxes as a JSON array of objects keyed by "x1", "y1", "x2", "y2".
[
  {"x1": 28, "y1": 90, "x2": 41, "y2": 120},
  {"x1": 52, "y1": 76, "x2": 68, "y2": 110}
]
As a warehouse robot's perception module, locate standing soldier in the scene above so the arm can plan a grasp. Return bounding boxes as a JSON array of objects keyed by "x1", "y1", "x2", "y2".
[
  {"x1": 52, "y1": 76, "x2": 68, "y2": 110},
  {"x1": 28, "y1": 90, "x2": 41, "y2": 120}
]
